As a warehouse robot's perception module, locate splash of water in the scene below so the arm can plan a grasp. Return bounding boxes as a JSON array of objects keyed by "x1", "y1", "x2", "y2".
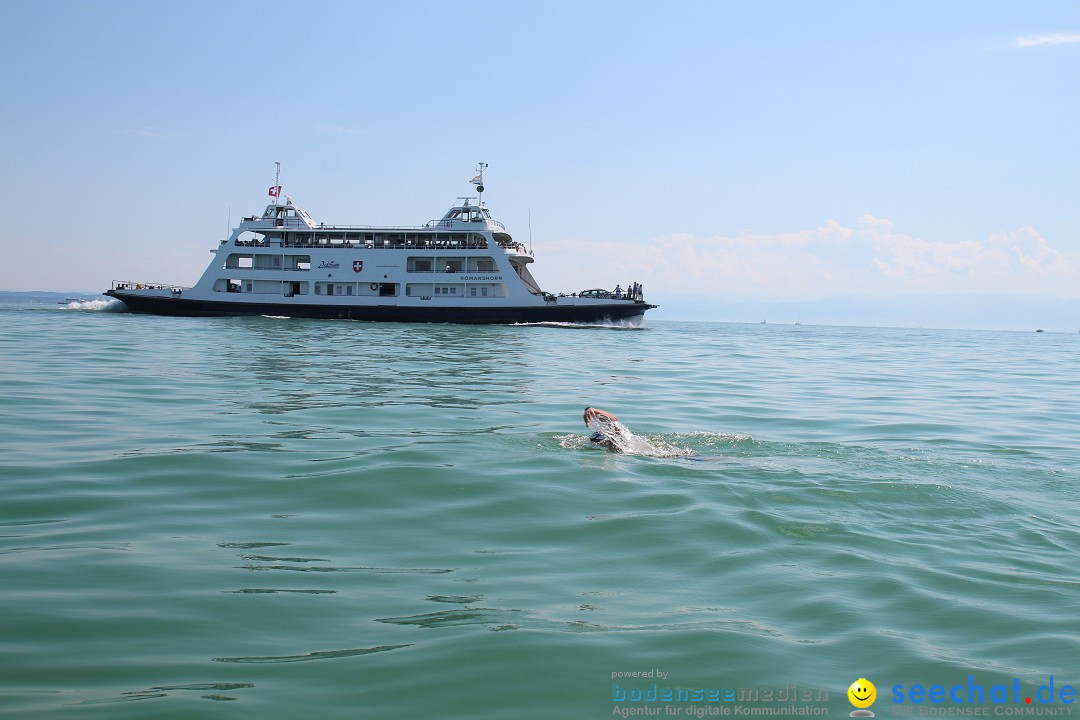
[{"x1": 585, "y1": 417, "x2": 692, "y2": 457}]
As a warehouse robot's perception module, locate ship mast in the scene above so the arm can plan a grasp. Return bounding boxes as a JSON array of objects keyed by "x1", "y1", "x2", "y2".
[
  {"x1": 472, "y1": 162, "x2": 487, "y2": 206},
  {"x1": 273, "y1": 162, "x2": 282, "y2": 204}
]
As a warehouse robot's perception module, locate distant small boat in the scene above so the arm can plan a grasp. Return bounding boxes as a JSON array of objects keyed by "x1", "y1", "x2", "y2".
[
  {"x1": 59, "y1": 298, "x2": 92, "y2": 305},
  {"x1": 1035, "y1": 329, "x2": 1044, "y2": 333}
]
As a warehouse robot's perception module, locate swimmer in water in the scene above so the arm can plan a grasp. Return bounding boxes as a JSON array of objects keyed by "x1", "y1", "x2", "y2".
[
  {"x1": 583, "y1": 407, "x2": 719, "y2": 459},
  {"x1": 583, "y1": 406, "x2": 622, "y2": 450}
]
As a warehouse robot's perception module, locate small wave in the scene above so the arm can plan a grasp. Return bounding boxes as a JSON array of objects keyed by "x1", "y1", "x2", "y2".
[
  {"x1": 225, "y1": 588, "x2": 337, "y2": 594},
  {"x1": 376, "y1": 608, "x2": 779, "y2": 636},
  {"x1": 214, "y1": 644, "x2": 411, "y2": 664}
]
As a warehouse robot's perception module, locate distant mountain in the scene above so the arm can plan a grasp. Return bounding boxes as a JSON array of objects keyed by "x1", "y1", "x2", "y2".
[{"x1": 652, "y1": 293, "x2": 1080, "y2": 333}]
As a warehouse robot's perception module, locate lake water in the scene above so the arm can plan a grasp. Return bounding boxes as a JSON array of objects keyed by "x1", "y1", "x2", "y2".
[{"x1": 2, "y1": 301, "x2": 1077, "y2": 719}]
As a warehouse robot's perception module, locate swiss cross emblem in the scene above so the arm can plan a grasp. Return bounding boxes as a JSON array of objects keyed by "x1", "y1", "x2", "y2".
[{"x1": 353, "y1": 260, "x2": 363, "y2": 273}]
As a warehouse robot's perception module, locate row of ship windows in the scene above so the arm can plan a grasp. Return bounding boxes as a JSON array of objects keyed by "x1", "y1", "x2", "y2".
[
  {"x1": 213, "y1": 279, "x2": 507, "y2": 298},
  {"x1": 223, "y1": 254, "x2": 498, "y2": 273},
  {"x1": 416, "y1": 286, "x2": 492, "y2": 297}
]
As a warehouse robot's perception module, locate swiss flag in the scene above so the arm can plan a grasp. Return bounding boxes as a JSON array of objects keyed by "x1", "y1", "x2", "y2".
[
  {"x1": 268, "y1": 185, "x2": 281, "y2": 198},
  {"x1": 353, "y1": 260, "x2": 364, "y2": 273}
]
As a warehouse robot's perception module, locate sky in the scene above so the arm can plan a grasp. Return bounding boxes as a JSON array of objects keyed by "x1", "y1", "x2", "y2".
[{"x1": 1, "y1": 1, "x2": 1078, "y2": 327}]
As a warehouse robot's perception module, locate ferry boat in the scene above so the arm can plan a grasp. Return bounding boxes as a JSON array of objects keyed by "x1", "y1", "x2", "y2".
[{"x1": 105, "y1": 165, "x2": 655, "y2": 324}]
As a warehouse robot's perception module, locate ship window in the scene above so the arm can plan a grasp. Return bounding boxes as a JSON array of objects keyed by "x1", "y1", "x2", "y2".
[
  {"x1": 379, "y1": 283, "x2": 396, "y2": 297},
  {"x1": 482, "y1": 287, "x2": 488, "y2": 297},
  {"x1": 470, "y1": 287, "x2": 477, "y2": 297},
  {"x1": 225, "y1": 253, "x2": 254, "y2": 269},
  {"x1": 468, "y1": 257, "x2": 495, "y2": 272},
  {"x1": 408, "y1": 257, "x2": 434, "y2": 273}
]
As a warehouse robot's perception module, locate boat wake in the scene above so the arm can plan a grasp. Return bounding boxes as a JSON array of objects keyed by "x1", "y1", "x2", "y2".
[{"x1": 513, "y1": 318, "x2": 648, "y2": 331}]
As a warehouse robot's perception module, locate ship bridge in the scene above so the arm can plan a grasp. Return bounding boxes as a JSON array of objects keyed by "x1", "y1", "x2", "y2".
[
  {"x1": 239, "y1": 199, "x2": 317, "y2": 230},
  {"x1": 430, "y1": 199, "x2": 506, "y2": 232}
]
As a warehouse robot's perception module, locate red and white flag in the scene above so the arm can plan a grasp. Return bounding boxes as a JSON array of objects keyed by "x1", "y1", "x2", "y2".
[{"x1": 268, "y1": 185, "x2": 281, "y2": 198}]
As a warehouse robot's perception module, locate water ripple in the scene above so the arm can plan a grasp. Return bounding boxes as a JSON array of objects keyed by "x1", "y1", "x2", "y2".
[{"x1": 214, "y1": 644, "x2": 412, "y2": 663}]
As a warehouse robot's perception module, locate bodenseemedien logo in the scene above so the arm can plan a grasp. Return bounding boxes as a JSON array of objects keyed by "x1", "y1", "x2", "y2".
[{"x1": 848, "y1": 678, "x2": 877, "y2": 717}]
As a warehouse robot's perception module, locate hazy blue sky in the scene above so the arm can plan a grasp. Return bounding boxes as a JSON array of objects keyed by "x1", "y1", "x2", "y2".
[{"x1": 1, "y1": 1, "x2": 1078, "y2": 318}]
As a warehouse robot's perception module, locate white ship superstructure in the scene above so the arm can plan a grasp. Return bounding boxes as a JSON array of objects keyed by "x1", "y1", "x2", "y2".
[{"x1": 106, "y1": 166, "x2": 655, "y2": 324}]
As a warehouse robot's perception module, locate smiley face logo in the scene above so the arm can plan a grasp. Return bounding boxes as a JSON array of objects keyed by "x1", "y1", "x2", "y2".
[{"x1": 848, "y1": 678, "x2": 876, "y2": 712}]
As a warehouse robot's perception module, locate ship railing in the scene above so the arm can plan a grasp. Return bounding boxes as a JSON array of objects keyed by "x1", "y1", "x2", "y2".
[
  {"x1": 423, "y1": 218, "x2": 506, "y2": 230},
  {"x1": 277, "y1": 238, "x2": 491, "y2": 250},
  {"x1": 314, "y1": 222, "x2": 433, "y2": 231},
  {"x1": 239, "y1": 217, "x2": 309, "y2": 228},
  {"x1": 564, "y1": 289, "x2": 646, "y2": 302},
  {"x1": 241, "y1": 218, "x2": 509, "y2": 232},
  {"x1": 494, "y1": 239, "x2": 530, "y2": 254},
  {"x1": 223, "y1": 265, "x2": 313, "y2": 271},
  {"x1": 111, "y1": 280, "x2": 184, "y2": 292}
]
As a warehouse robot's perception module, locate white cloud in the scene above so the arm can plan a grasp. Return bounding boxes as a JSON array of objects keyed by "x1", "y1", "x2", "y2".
[
  {"x1": 1016, "y1": 33, "x2": 1080, "y2": 48},
  {"x1": 534, "y1": 217, "x2": 1080, "y2": 301},
  {"x1": 865, "y1": 221, "x2": 1075, "y2": 293}
]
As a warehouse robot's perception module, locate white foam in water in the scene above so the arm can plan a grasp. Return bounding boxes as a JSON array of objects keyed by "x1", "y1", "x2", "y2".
[{"x1": 60, "y1": 299, "x2": 123, "y2": 312}]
